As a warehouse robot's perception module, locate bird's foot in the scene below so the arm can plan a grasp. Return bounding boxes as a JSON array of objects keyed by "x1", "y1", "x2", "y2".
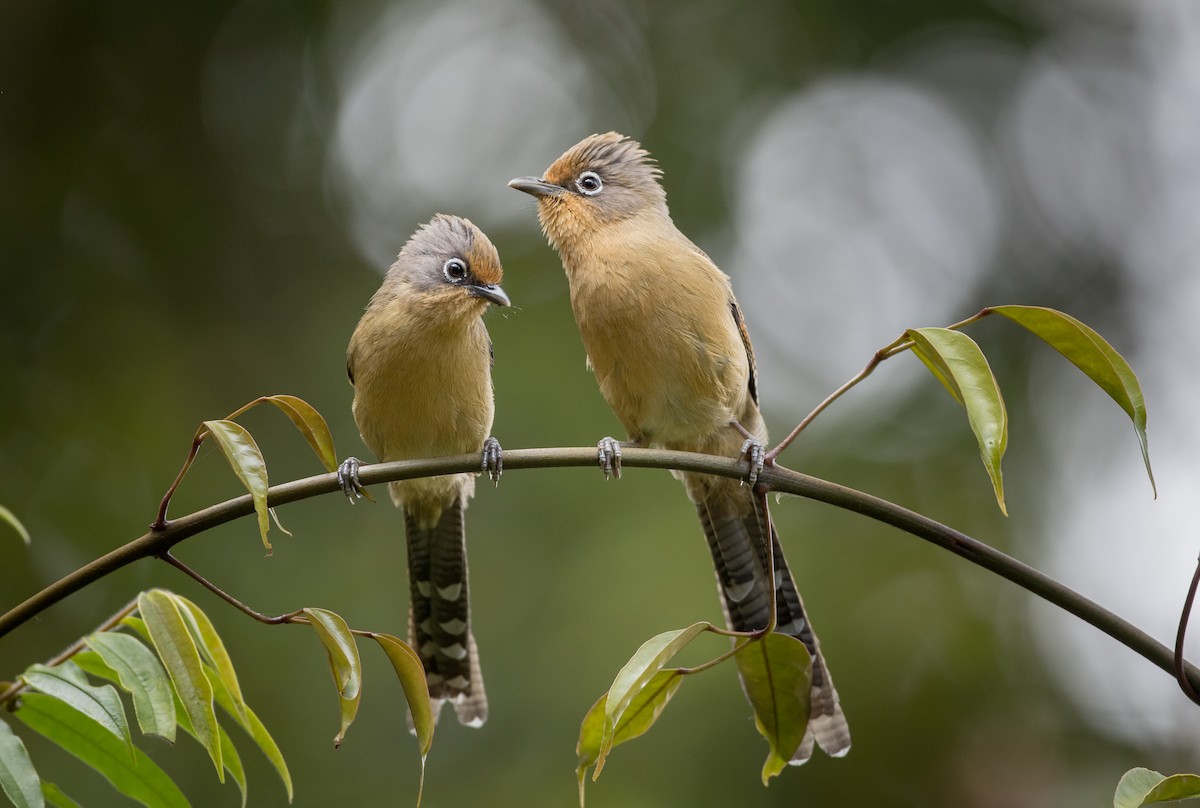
[
  {"x1": 337, "y1": 456, "x2": 367, "y2": 502},
  {"x1": 738, "y1": 438, "x2": 767, "y2": 487},
  {"x1": 482, "y1": 437, "x2": 503, "y2": 485},
  {"x1": 598, "y1": 436, "x2": 625, "y2": 480}
]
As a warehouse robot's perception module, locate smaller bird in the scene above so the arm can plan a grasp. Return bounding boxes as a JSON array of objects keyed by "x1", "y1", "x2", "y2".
[{"x1": 338, "y1": 214, "x2": 509, "y2": 727}]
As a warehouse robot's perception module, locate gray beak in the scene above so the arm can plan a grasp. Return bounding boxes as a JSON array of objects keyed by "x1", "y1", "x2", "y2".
[
  {"x1": 469, "y1": 283, "x2": 511, "y2": 308},
  {"x1": 508, "y1": 176, "x2": 564, "y2": 198}
]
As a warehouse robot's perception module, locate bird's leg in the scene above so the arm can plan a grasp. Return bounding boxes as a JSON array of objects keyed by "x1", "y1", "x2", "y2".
[
  {"x1": 598, "y1": 436, "x2": 638, "y2": 480},
  {"x1": 730, "y1": 421, "x2": 766, "y2": 488},
  {"x1": 337, "y1": 456, "x2": 367, "y2": 502},
  {"x1": 481, "y1": 436, "x2": 503, "y2": 485}
]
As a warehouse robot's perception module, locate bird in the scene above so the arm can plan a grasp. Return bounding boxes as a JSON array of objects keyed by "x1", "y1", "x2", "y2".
[
  {"x1": 509, "y1": 133, "x2": 850, "y2": 762},
  {"x1": 337, "y1": 213, "x2": 510, "y2": 728}
]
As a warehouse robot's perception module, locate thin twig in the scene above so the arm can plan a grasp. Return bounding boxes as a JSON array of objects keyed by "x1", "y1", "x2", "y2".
[
  {"x1": 1175, "y1": 556, "x2": 1200, "y2": 706},
  {"x1": 158, "y1": 551, "x2": 304, "y2": 626}
]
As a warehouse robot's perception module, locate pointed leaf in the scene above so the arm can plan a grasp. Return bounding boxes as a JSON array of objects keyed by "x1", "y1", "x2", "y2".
[
  {"x1": 19, "y1": 662, "x2": 133, "y2": 756},
  {"x1": 734, "y1": 634, "x2": 813, "y2": 784},
  {"x1": 600, "y1": 623, "x2": 710, "y2": 772},
  {"x1": 139, "y1": 590, "x2": 223, "y2": 779},
  {"x1": 172, "y1": 594, "x2": 249, "y2": 724},
  {"x1": 907, "y1": 327, "x2": 1008, "y2": 514},
  {"x1": 203, "y1": 419, "x2": 272, "y2": 552},
  {"x1": 15, "y1": 693, "x2": 190, "y2": 808},
  {"x1": 303, "y1": 608, "x2": 362, "y2": 747},
  {"x1": 991, "y1": 305, "x2": 1155, "y2": 496},
  {"x1": 204, "y1": 660, "x2": 293, "y2": 802},
  {"x1": 264, "y1": 395, "x2": 339, "y2": 473},
  {"x1": 372, "y1": 633, "x2": 433, "y2": 756},
  {"x1": 0, "y1": 718, "x2": 43, "y2": 808},
  {"x1": 577, "y1": 669, "x2": 683, "y2": 800},
  {"x1": 39, "y1": 782, "x2": 82, "y2": 808},
  {"x1": 1113, "y1": 767, "x2": 1200, "y2": 807},
  {"x1": 85, "y1": 632, "x2": 176, "y2": 742},
  {"x1": 0, "y1": 505, "x2": 31, "y2": 545},
  {"x1": 168, "y1": 679, "x2": 247, "y2": 808}
]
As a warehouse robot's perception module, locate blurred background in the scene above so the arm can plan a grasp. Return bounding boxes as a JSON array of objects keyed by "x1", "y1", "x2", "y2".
[{"x1": 3, "y1": 0, "x2": 1199, "y2": 805}]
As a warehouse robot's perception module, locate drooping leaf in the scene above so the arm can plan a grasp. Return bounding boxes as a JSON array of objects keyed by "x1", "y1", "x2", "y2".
[
  {"x1": 172, "y1": 594, "x2": 249, "y2": 724},
  {"x1": 303, "y1": 608, "x2": 362, "y2": 748},
  {"x1": 907, "y1": 327, "x2": 1008, "y2": 514},
  {"x1": 577, "y1": 669, "x2": 684, "y2": 802},
  {"x1": 170, "y1": 693, "x2": 247, "y2": 808},
  {"x1": 202, "y1": 419, "x2": 272, "y2": 552},
  {"x1": 734, "y1": 634, "x2": 813, "y2": 784},
  {"x1": 19, "y1": 662, "x2": 133, "y2": 757},
  {"x1": 0, "y1": 505, "x2": 30, "y2": 545},
  {"x1": 39, "y1": 782, "x2": 82, "y2": 808},
  {"x1": 85, "y1": 632, "x2": 176, "y2": 742},
  {"x1": 263, "y1": 395, "x2": 339, "y2": 473},
  {"x1": 991, "y1": 305, "x2": 1155, "y2": 496},
  {"x1": 372, "y1": 633, "x2": 432, "y2": 806},
  {"x1": 372, "y1": 633, "x2": 433, "y2": 756},
  {"x1": 1113, "y1": 767, "x2": 1200, "y2": 807},
  {"x1": 599, "y1": 623, "x2": 711, "y2": 774},
  {"x1": 0, "y1": 718, "x2": 43, "y2": 808},
  {"x1": 204, "y1": 662, "x2": 292, "y2": 802},
  {"x1": 139, "y1": 590, "x2": 223, "y2": 779},
  {"x1": 15, "y1": 693, "x2": 190, "y2": 808}
]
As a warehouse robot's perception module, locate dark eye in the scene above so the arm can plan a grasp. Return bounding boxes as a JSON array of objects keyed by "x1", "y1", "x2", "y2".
[
  {"x1": 443, "y1": 257, "x2": 468, "y2": 282},
  {"x1": 575, "y1": 171, "x2": 603, "y2": 196}
]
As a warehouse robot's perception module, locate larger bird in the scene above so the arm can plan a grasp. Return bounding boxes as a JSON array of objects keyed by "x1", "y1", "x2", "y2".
[
  {"x1": 510, "y1": 133, "x2": 849, "y2": 762},
  {"x1": 338, "y1": 214, "x2": 509, "y2": 727}
]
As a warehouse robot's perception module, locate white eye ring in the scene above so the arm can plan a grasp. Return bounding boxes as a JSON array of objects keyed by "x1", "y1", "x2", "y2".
[
  {"x1": 575, "y1": 171, "x2": 603, "y2": 196},
  {"x1": 443, "y1": 258, "x2": 468, "y2": 282}
]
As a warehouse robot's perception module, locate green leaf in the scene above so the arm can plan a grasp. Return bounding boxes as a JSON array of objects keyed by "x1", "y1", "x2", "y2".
[
  {"x1": 734, "y1": 634, "x2": 813, "y2": 784},
  {"x1": 204, "y1": 663, "x2": 292, "y2": 803},
  {"x1": 1114, "y1": 767, "x2": 1200, "y2": 807},
  {"x1": 599, "y1": 622, "x2": 711, "y2": 775},
  {"x1": 15, "y1": 692, "x2": 190, "y2": 808},
  {"x1": 907, "y1": 327, "x2": 1008, "y2": 514},
  {"x1": 372, "y1": 634, "x2": 433, "y2": 756},
  {"x1": 173, "y1": 594, "x2": 249, "y2": 724},
  {"x1": 0, "y1": 718, "x2": 43, "y2": 808},
  {"x1": 139, "y1": 590, "x2": 223, "y2": 779},
  {"x1": 202, "y1": 419, "x2": 272, "y2": 553},
  {"x1": 372, "y1": 634, "x2": 432, "y2": 806},
  {"x1": 19, "y1": 662, "x2": 133, "y2": 756},
  {"x1": 40, "y1": 782, "x2": 82, "y2": 808},
  {"x1": 577, "y1": 669, "x2": 683, "y2": 802},
  {"x1": 85, "y1": 632, "x2": 176, "y2": 742},
  {"x1": 991, "y1": 305, "x2": 1155, "y2": 496},
  {"x1": 0, "y1": 505, "x2": 31, "y2": 545},
  {"x1": 303, "y1": 608, "x2": 362, "y2": 748},
  {"x1": 263, "y1": 395, "x2": 338, "y2": 473}
]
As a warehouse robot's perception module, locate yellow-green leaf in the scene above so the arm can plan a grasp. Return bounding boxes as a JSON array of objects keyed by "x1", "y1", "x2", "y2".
[
  {"x1": 907, "y1": 327, "x2": 1008, "y2": 514},
  {"x1": 577, "y1": 669, "x2": 683, "y2": 803},
  {"x1": 15, "y1": 693, "x2": 190, "y2": 808},
  {"x1": 600, "y1": 623, "x2": 710, "y2": 775},
  {"x1": 173, "y1": 594, "x2": 249, "y2": 724},
  {"x1": 303, "y1": 608, "x2": 362, "y2": 748},
  {"x1": 39, "y1": 782, "x2": 81, "y2": 808},
  {"x1": 264, "y1": 395, "x2": 338, "y2": 473},
  {"x1": 19, "y1": 662, "x2": 133, "y2": 757},
  {"x1": 85, "y1": 632, "x2": 176, "y2": 742},
  {"x1": 1113, "y1": 767, "x2": 1200, "y2": 807},
  {"x1": 991, "y1": 304, "x2": 1155, "y2": 496},
  {"x1": 204, "y1": 661, "x2": 292, "y2": 803},
  {"x1": 0, "y1": 505, "x2": 30, "y2": 545},
  {"x1": 372, "y1": 634, "x2": 432, "y2": 806},
  {"x1": 734, "y1": 634, "x2": 813, "y2": 784},
  {"x1": 203, "y1": 419, "x2": 272, "y2": 552},
  {"x1": 0, "y1": 718, "x2": 43, "y2": 808},
  {"x1": 139, "y1": 590, "x2": 223, "y2": 779}
]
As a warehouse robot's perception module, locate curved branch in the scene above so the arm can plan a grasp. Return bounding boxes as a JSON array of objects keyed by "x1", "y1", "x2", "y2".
[{"x1": 1, "y1": 446, "x2": 1194, "y2": 696}]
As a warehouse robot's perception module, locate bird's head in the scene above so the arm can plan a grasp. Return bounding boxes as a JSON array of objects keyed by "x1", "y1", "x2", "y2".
[
  {"x1": 508, "y1": 132, "x2": 668, "y2": 250},
  {"x1": 392, "y1": 214, "x2": 510, "y2": 316}
]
